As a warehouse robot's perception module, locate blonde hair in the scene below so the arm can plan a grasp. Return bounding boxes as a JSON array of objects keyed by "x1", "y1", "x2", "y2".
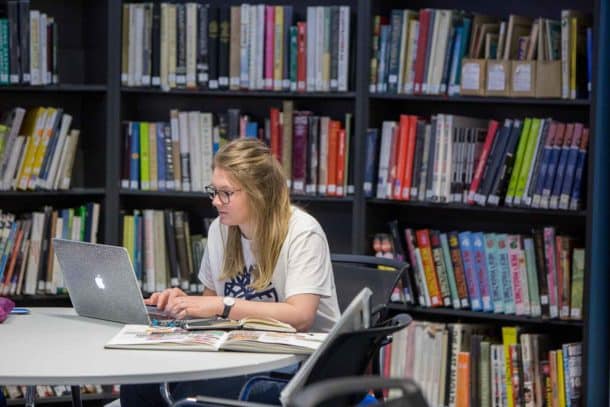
[{"x1": 214, "y1": 139, "x2": 292, "y2": 291}]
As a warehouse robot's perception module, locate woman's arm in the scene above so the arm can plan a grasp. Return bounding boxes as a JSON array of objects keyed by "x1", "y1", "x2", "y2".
[{"x1": 164, "y1": 293, "x2": 320, "y2": 332}]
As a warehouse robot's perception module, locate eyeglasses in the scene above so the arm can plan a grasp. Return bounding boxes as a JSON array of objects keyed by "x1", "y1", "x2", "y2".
[{"x1": 205, "y1": 185, "x2": 242, "y2": 204}]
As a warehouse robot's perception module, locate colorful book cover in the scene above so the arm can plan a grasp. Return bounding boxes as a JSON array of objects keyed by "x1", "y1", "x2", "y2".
[
  {"x1": 496, "y1": 233, "x2": 515, "y2": 314},
  {"x1": 472, "y1": 232, "x2": 492, "y2": 311},
  {"x1": 458, "y1": 231, "x2": 482, "y2": 311},
  {"x1": 440, "y1": 233, "x2": 460, "y2": 309},
  {"x1": 484, "y1": 233, "x2": 504, "y2": 313}
]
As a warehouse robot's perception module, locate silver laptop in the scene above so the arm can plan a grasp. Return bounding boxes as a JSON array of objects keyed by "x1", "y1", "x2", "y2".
[{"x1": 53, "y1": 239, "x2": 170, "y2": 325}]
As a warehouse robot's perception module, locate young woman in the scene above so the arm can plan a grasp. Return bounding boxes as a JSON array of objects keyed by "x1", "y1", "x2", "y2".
[{"x1": 121, "y1": 138, "x2": 340, "y2": 406}]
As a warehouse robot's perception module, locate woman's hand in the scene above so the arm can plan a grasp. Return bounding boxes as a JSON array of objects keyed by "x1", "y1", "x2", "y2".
[
  {"x1": 165, "y1": 295, "x2": 223, "y2": 320},
  {"x1": 144, "y1": 287, "x2": 187, "y2": 310}
]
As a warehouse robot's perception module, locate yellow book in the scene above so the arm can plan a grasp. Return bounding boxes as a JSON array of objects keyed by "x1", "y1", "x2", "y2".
[
  {"x1": 569, "y1": 17, "x2": 577, "y2": 99},
  {"x1": 502, "y1": 326, "x2": 518, "y2": 407},
  {"x1": 505, "y1": 118, "x2": 532, "y2": 204},
  {"x1": 557, "y1": 350, "x2": 566, "y2": 407},
  {"x1": 15, "y1": 107, "x2": 46, "y2": 190},
  {"x1": 123, "y1": 215, "x2": 135, "y2": 270},
  {"x1": 514, "y1": 118, "x2": 541, "y2": 204},
  {"x1": 273, "y1": 6, "x2": 284, "y2": 91},
  {"x1": 139, "y1": 122, "x2": 150, "y2": 190},
  {"x1": 29, "y1": 108, "x2": 59, "y2": 190}
]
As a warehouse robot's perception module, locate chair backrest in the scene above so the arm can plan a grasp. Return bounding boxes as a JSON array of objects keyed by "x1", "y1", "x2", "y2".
[
  {"x1": 287, "y1": 376, "x2": 429, "y2": 407},
  {"x1": 331, "y1": 254, "x2": 407, "y2": 313},
  {"x1": 280, "y1": 309, "x2": 412, "y2": 406}
]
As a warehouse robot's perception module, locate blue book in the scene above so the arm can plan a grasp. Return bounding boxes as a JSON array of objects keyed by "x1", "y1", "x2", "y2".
[
  {"x1": 363, "y1": 128, "x2": 379, "y2": 197},
  {"x1": 450, "y1": 16, "x2": 472, "y2": 93},
  {"x1": 559, "y1": 124, "x2": 583, "y2": 209},
  {"x1": 570, "y1": 130, "x2": 589, "y2": 210},
  {"x1": 245, "y1": 122, "x2": 258, "y2": 139},
  {"x1": 129, "y1": 122, "x2": 140, "y2": 190},
  {"x1": 550, "y1": 126, "x2": 573, "y2": 208},
  {"x1": 0, "y1": 222, "x2": 17, "y2": 282},
  {"x1": 541, "y1": 125, "x2": 564, "y2": 207},
  {"x1": 495, "y1": 233, "x2": 515, "y2": 314},
  {"x1": 446, "y1": 26, "x2": 462, "y2": 93},
  {"x1": 386, "y1": 10, "x2": 404, "y2": 94},
  {"x1": 532, "y1": 124, "x2": 554, "y2": 207},
  {"x1": 472, "y1": 232, "x2": 492, "y2": 311},
  {"x1": 156, "y1": 122, "x2": 166, "y2": 191},
  {"x1": 376, "y1": 25, "x2": 391, "y2": 92},
  {"x1": 61, "y1": 209, "x2": 72, "y2": 239},
  {"x1": 484, "y1": 233, "x2": 504, "y2": 313},
  {"x1": 458, "y1": 231, "x2": 482, "y2": 311}
]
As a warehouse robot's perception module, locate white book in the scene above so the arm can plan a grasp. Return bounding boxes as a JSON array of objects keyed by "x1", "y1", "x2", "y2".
[
  {"x1": 256, "y1": 5, "x2": 266, "y2": 90},
  {"x1": 134, "y1": 5, "x2": 145, "y2": 86},
  {"x1": 441, "y1": 114, "x2": 454, "y2": 202},
  {"x1": 160, "y1": 4, "x2": 169, "y2": 91},
  {"x1": 200, "y1": 113, "x2": 214, "y2": 187},
  {"x1": 560, "y1": 10, "x2": 570, "y2": 99},
  {"x1": 167, "y1": 4, "x2": 177, "y2": 89},
  {"x1": 315, "y1": 7, "x2": 325, "y2": 91},
  {"x1": 306, "y1": 7, "x2": 316, "y2": 91},
  {"x1": 185, "y1": 3, "x2": 198, "y2": 88},
  {"x1": 50, "y1": 217, "x2": 64, "y2": 293},
  {"x1": 29, "y1": 10, "x2": 40, "y2": 85},
  {"x1": 154, "y1": 210, "x2": 167, "y2": 292},
  {"x1": 431, "y1": 10, "x2": 452, "y2": 94},
  {"x1": 43, "y1": 113, "x2": 72, "y2": 190},
  {"x1": 60, "y1": 130, "x2": 80, "y2": 190},
  {"x1": 337, "y1": 6, "x2": 350, "y2": 92},
  {"x1": 170, "y1": 110, "x2": 181, "y2": 190},
  {"x1": 317, "y1": 117, "x2": 330, "y2": 195},
  {"x1": 143, "y1": 210, "x2": 156, "y2": 293},
  {"x1": 376, "y1": 121, "x2": 395, "y2": 199},
  {"x1": 53, "y1": 132, "x2": 72, "y2": 191},
  {"x1": 423, "y1": 10, "x2": 441, "y2": 94},
  {"x1": 432, "y1": 114, "x2": 445, "y2": 201},
  {"x1": 187, "y1": 111, "x2": 201, "y2": 192},
  {"x1": 39, "y1": 13, "x2": 48, "y2": 85},
  {"x1": 239, "y1": 4, "x2": 250, "y2": 89},
  {"x1": 248, "y1": 5, "x2": 257, "y2": 90}
]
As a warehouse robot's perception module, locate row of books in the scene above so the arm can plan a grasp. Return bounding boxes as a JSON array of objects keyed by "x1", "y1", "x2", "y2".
[
  {"x1": 0, "y1": 107, "x2": 80, "y2": 191},
  {"x1": 121, "y1": 105, "x2": 354, "y2": 196},
  {"x1": 370, "y1": 9, "x2": 592, "y2": 98},
  {"x1": 365, "y1": 114, "x2": 589, "y2": 211},
  {"x1": 380, "y1": 322, "x2": 582, "y2": 407},
  {"x1": 121, "y1": 209, "x2": 210, "y2": 295},
  {"x1": 0, "y1": 1, "x2": 58, "y2": 85},
  {"x1": 385, "y1": 224, "x2": 583, "y2": 320},
  {"x1": 1, "y1": 384, "x2": 119, "y2": 401},
  {"x1": 121, "y1": 3, "x2": 351, "y2": 92},
  {"x1": 0, "y1": 203, "x2": 100, "y2": 297}
]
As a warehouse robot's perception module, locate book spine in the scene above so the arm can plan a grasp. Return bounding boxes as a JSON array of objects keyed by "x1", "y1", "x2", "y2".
[
  {"x1": 207, "y1": 7, "x2": 219, "y2": 89},
  {"x1": 429, "y1": 229, "x2": 452, "y2": 307},
  {"x1": 543, "y1": 227, "x2": 559, "y2": 318},
  {"x1": 484, "y1": 233, "x2": 504, "y2": 313},
  {"x1": 217, "y1": 7, "x2": 229, "y2": 89},
  {"x1": 448, "y1": 231, "x2": 470, "y2": 309},
  {"x1": 415, "y1": 229, "x2": 442, "y2": 307},
  {"x1": 440, "y1": 233, "x2": 460, "y2": 309}
]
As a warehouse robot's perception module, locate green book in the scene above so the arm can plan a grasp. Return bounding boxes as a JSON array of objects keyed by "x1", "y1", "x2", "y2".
[
  {"x1": 440, "y1": 233, "x2": 460, "y2": 309},
  {"x1": 570, "y1": 248, "x2": 585, "y2": 320},
  {"x1": 514, "y1": 118, "x2": 541, "y2": 204},
  {"x1": 523, "y1": 238, "x2": 542, "y2": 317},
  {"x1": 0, "y1": 19, "x2": 9, "y2": 85},
  {"x1": 505, "y1": 118, "x2": 532, "y2": 205},
  {"x1": 480, "y1": 340, "x2": 491, "y2": 407},
  {"x1": 139, "y1": 122, "x2": 150, "y2": 190}
]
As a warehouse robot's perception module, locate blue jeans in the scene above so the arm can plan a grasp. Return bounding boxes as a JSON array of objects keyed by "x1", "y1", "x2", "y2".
[{"x1": 120, "y1": 374, "x2": 287, "y2": 406}]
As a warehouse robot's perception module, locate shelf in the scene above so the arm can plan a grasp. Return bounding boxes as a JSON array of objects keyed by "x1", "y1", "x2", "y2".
[
  {"x1": 369, "y1": 93, "x2": 591, "y2": 106},
  {"x1": 121, "y1": 87, "x2": 356, "y2": 99},
  {"x1": 368, "y1": 198, "x2": 587, "y2": 218},
  {"x1": 11, "y1": 295, "x2": 71, "y2": 307},
  {"x1": 6, "y1": 391, "x2": 116, "y2": 406},
  {"x1": 291, "y1": 195, "x2": 354, "y2": 203},
  {"x1": 388, "y1": 303, "x2": 584, "y2": 328},
  {"x1": 0, "y1": 188, "x2": 106, "y2": 198},
  {"x1": 120, "y1": 189, "x2": 209, "y2": 199},
  {"x1": 0, "y1": 84, "x2": 107, "y2": 93}
]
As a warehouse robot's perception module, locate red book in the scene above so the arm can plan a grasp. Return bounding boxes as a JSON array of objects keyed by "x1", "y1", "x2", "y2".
[
  {"x1": 336, "y1": 128, "x2": 346, "y2": 196},
  {"x1": 393, "y1": 115, "x2": 410, "y2": 200},
  {"x1": 264, "y1": 6, "x2": 275, "y2": 90},
  {"x1": 413, "y1": 9, "x2": 430, "y2": 95},
  {"x1": 269, "y1": 108, "x2": 281, "y2": 161},
  {"x1": 468, "y1": 120, "x2": 499, "y2": 204},
  {"x1": 292, "y1": 112, "x2": 310, "y2": 194},
  {"x1": 415, "y1": 229, "x2": 442, "y2": 307},
  {"x1": 326, "y1": 121, "x2": 340, "y2": 196},
  {"x1": 297, "y1": 22, "x2": 307, "y2": 92},
  {"x1": 402, "y1": 115, "x2": 418, "y2": 200}
]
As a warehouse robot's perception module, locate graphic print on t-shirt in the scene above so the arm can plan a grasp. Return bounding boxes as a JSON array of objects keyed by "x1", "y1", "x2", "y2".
[{"x1": 224, "y1": 264, "x2": 279, "y2": 301}]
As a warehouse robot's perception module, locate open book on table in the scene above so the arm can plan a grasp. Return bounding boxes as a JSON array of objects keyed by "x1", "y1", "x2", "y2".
[
  {"x1": 181, "y1": 316, "x2": 297, "y2": 332},
  {"x1": 105, "y1": 325, "x2": 327, "y2": 354}
]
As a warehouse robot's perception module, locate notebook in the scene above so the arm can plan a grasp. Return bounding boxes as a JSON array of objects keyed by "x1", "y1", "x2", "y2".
[{"x1": 53, "y1": 239, "x2": 172, "y2": 325}]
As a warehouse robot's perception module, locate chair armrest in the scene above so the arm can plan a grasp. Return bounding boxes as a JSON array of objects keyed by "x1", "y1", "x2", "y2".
[{"x1": 172, "y1": 396, "x2": 273, "y2": 407}]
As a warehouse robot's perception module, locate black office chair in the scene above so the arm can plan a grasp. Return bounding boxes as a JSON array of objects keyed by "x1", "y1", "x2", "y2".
[
  {"x1": 171, "y1": 312, "x2": 412, "y2": 407},
  {"x1": 287, "y1": 376, "x2": 429, "y2": 407},
  {"x1": 330, "y1": 254, "x2": 408, "y2": 317}
]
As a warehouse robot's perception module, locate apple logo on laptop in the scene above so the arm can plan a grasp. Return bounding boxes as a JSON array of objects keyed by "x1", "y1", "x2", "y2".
[{"x1": 94, "y1": 274, "x2": 106, "y2": 290}]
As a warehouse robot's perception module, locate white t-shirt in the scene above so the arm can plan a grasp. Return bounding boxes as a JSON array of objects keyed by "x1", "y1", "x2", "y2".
[{"x1": 198, "y1": 207, "x2": 340, "y2": 332}]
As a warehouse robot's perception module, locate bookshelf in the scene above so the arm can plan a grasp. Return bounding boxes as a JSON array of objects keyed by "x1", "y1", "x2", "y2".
[{"x1": 3, "y1": 0, "x2": 608, "y2": 405}]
